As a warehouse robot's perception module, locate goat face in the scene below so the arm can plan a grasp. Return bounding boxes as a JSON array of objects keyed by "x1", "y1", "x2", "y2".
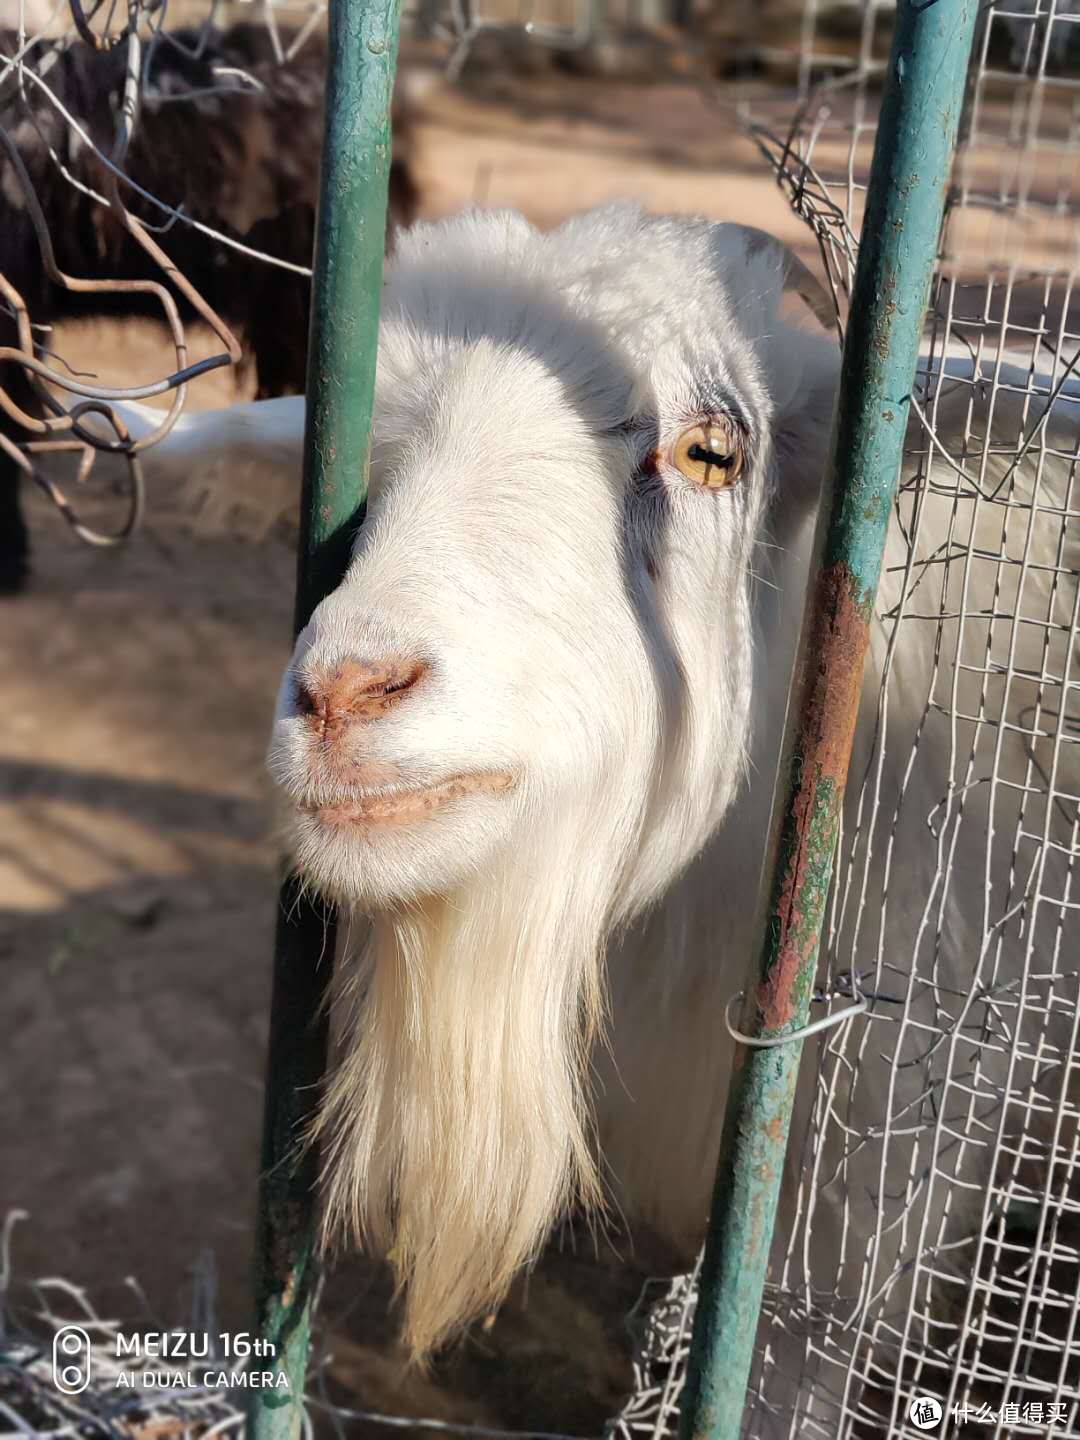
[
  {"x1": 271, "y1": 205, "x2": 838, "y2": 911},
  {"x1": 266, "y1": 204, "x2": 841, "y2": 1357}
]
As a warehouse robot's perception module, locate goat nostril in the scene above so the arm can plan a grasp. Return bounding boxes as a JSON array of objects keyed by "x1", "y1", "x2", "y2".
[
  {"x1": 295, "y1": 682, "x2": 319, "y2": 717},
  {"x1": 299, "y1": 658, "x2": 426, "y2": 731}
]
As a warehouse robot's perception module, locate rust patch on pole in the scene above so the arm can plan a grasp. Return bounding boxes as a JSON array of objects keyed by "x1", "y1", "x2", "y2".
[
  {"x1": 679, "y1": 0, "x2": 980, "y2": 1434},
  {"x1": 759, "y1": 564, "x2": 869, "y2": 1032}
]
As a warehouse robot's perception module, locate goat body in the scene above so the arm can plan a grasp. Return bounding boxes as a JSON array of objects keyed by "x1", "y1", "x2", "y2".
[{"x1": 110, "y1": 207, "x2": 1080, "y2": 1402}]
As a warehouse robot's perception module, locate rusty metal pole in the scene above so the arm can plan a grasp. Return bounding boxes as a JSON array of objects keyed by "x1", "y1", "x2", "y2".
[
  {"x1": 248, "y1": 1, "x2": 402, "y2": 1435},
  {"x1": 679, "y1": 1, "x2": 979, "y2": 1435}
]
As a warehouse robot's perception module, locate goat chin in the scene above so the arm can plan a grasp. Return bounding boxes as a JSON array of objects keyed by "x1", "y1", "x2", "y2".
[{"x1": 312, "y1": 806, "x2": 618, "y2": 1360}]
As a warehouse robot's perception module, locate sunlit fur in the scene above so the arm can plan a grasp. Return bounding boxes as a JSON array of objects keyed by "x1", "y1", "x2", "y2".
[
  {"x1": 259, "y1": 205, "x2": 840, "y2": 1356},
  {"x1": 120, "y1": 206, "x2": 1079, "y2": 1378}
]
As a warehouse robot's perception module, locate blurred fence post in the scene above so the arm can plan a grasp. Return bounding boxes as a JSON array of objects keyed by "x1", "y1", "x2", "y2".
[
  {"x1": 248, "y1": 0, "x2": 402, "y2": 1435},
  {"x1": 678, "y1": 1, "x2": 979, "y2": 1436}
]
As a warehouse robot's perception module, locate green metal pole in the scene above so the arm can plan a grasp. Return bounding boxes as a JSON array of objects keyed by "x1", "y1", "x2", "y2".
[
  {"x1": 249, "y1": 2, "x2": 402, "y2": 1435},
  {"x1": 679, "y1": 2, "x2": 979, "y2": 1436}
]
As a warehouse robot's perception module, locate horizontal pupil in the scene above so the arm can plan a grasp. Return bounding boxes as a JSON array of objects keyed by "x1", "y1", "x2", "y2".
[{"x1": 687, "y1": 442, "x2": 732, "y2": 468}]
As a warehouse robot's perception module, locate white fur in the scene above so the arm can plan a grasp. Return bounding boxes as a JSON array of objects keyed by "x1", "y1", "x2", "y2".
[{"x1": 123, "y1": 206, "x2": 1080, "y2": 1379}]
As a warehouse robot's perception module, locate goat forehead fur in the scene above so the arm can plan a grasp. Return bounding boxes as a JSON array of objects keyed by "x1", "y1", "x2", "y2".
[{"x1": 376, "y1": 204, "x2": 808, "y2": 439}]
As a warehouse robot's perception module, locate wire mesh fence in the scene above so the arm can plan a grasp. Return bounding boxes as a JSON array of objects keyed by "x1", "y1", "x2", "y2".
[
  {"x1": 2, "y1": 0, "x2": 1078, "y2": 1436},
  {"x1": 751, "y1": 7, "x2": 1080, "y2": 1437},
  {"x1": 606, "y1": 3, "x2": 1080, "y2": 1438}
]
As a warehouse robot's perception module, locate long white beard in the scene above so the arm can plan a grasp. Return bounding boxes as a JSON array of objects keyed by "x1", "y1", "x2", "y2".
[{"x1": 313, "y1": 811, "x2": 622, "y2": 1358}]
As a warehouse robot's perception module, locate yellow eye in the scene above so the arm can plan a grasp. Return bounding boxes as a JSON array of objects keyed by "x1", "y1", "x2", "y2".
[{"x1": 671, "y1": 421, "x2": 744, "y2": 489}]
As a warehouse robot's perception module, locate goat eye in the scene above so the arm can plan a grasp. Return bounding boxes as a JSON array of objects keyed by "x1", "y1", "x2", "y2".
[{"x1": 670, "y1": 421, "x2": 744, "y2": 489}]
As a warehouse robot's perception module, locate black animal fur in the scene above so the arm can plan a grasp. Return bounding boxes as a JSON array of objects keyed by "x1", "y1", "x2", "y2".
[{"x1": 0, "y1": 22, "x2": 419, "y2": 592}]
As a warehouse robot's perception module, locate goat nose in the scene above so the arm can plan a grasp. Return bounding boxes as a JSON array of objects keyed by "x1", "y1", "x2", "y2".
[{"x1": 296, "y1": 657, "x2": 426, "y2": 733}]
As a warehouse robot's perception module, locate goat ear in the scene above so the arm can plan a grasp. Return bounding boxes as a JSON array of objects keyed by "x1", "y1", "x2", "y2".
[
  {"x1": 771, "y1": 334, "x2": 842, "y2": 511},
  {"x1": 723, "y1": 225, "x2": 836, "y2": 334}
]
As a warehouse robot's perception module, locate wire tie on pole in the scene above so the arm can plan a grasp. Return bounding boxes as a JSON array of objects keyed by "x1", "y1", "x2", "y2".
[{"x1": 723, "y1": 991, "x2": 869, "y2": 1049}]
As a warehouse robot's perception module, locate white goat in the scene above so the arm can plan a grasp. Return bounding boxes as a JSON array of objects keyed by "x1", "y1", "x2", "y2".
[{"x1": 114, "y1": 205, "x2": 1080, "y2": 1383}]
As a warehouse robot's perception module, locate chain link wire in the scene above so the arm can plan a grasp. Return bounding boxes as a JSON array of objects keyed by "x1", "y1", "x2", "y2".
[{"x1": 602, "y1": 3, "x2": 1080, "y2": 1437}]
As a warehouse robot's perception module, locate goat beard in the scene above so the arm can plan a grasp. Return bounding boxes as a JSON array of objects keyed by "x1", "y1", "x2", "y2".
[{"x1": 312, "y1": 821, "x2": 616, "y2": 1359}]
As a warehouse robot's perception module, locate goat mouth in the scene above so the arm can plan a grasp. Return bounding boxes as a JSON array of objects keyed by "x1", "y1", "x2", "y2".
[{"x1": 304, "y1": 771, "x2": 516, "y2": 828}]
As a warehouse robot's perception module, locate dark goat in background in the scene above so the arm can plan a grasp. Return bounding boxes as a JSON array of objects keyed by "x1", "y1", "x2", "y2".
[{"x1": 0, "y1": 23, "x2": 420, "y2": 592}]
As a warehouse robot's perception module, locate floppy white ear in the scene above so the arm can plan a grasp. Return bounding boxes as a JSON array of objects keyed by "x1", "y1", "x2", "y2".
[
  {"x1": 765, "y1": 326, "x2": 842, "y2": 517},
  {"x1": 723, "y1": 224, "x2": 837, "y2": 332}
]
